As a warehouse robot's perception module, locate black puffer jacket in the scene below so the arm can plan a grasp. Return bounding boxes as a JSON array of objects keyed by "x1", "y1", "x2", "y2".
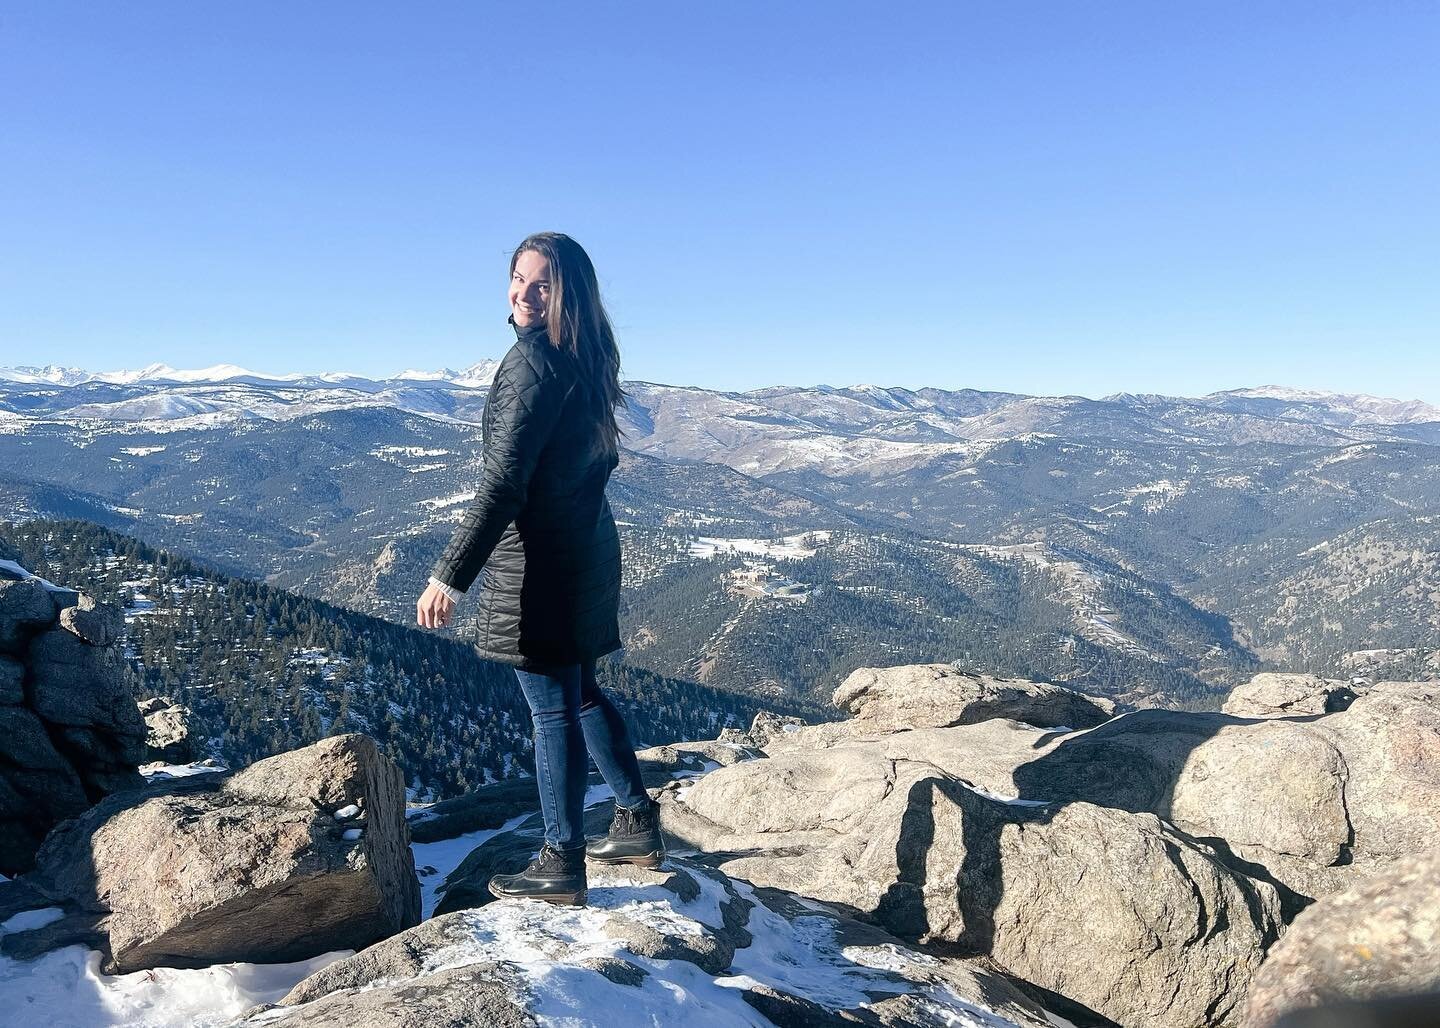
[{"x1": 430, "y1": 317, "x2": 622, "y2": 668}]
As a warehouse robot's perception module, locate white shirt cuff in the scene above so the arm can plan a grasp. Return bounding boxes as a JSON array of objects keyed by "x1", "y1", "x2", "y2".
[{"x1": 428, "y1": 576, "x2": 464, "y2": 603}]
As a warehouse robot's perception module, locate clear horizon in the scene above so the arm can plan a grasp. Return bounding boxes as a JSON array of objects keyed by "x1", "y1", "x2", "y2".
[
  {"x1": 4, "y1": 357, "x2": 1436, "y2": 408},
  {"x1": 2, "y1": 3, "x2": 1437, "y2": 402}
]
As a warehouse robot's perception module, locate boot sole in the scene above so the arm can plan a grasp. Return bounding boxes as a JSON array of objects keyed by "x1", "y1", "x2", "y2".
[
  {"x1": 587, "y1": 850, "x2": 665, "y2": 869},
  {"x1": 487, "y1": 881, "x2": 588, "y2": 906}
]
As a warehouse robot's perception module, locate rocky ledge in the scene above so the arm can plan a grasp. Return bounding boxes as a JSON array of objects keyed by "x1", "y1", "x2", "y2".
[
  {"x1": 0, "y1": 653, "x2": 1435, "y2": 1027},
  {"x1": 241, "y1": 857, "x2": 1060, "y2": 1027},
  {"x1": 313, "y1": 664, "x2": 1435, "y2": 1028}
]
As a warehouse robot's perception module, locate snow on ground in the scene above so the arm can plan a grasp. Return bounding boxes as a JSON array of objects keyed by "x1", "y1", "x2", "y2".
[
  {"x1": 1313, "y1": 443, "x2": 1379, "y2": 468},
  {"x1": 418, "y1": 490, "x2": 476, "y2": 510},
  {"x1": 0, "y1": 908, "x2": 347, "y2": 1028},
  {"x1": 963, "y1": 782, "x2": 1052, "y2": 808},
  {"x1": 369, "y1": 446, "x2": 451, "y2": 458},
  {"x1": 1090, "y1": 478, "x2": 1189, "y2": 515},
  {"x1": 140, "y1": 760, "x2": 228, "y2": 783},
  {"x1": 412, "y1": 781, "x2": 617, "y2": 920},
  {"x1": 412, "y1": 812, "x2": 534, "y2": 919},
  {"x1": 337, "y1": 861, "x2": 1030, "y2": 1028},
  {"x1": 0, "y1": 560, "x2": 69, "y2": 593},
  {"x1": 687, "y1": 529, "x2": 831, "y2": 561}
]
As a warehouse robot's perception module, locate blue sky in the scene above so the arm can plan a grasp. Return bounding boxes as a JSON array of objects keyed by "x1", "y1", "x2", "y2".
[{"x1": 2, "y1": 2, "x2": 1437, "y2": 400}]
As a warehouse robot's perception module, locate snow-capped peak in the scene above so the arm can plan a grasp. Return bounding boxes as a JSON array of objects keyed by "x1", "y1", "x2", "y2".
[
  {"x1": 395, "y1": 368, "x2": 461, "y2": 382},
  {"x1": 149, "y1": 364, "x2": 274, "y2": 383},
  {"x1": 1222, "y1": 385, "x2": 1371, "y2": 403},
  {"x1": 89, "y1": 363, "x2": 183, "y2": 385},
  {"x1": 0, "y1": 364, "x2": 93, "y2": 386},
  {"x1": 1211, "y1": 386, "x2": 1440, "y2": 424},
  {"x1": 452, "y1": 360, "x2": 502, "y2": 387},
  {"x1": 55, "y1": 363, "x2": 294, "y2": 386},
  {"x1": 393, "y1": 362, "x2": 502, "y2": 387}
]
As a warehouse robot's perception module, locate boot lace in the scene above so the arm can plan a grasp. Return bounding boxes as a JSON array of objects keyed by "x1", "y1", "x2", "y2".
[{"x1": 537, "y1": 843, "x2": 581, "y2": 870}]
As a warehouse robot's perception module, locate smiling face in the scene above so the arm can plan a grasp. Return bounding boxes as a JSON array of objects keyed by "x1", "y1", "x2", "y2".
[{"x1": 509, "y1": 249, "x2": 552, "y2": 327}]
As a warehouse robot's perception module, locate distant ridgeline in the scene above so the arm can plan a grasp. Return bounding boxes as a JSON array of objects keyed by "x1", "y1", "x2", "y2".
[{"x1": 0, "y1": 519, "x2": 817, "y2": 799}]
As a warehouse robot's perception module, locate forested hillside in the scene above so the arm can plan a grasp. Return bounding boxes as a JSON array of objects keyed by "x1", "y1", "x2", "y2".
[
  {"x1": 0, "y1": 519, "x2": 819, "y2": 799},
  {"x1": 617, "y1": 529, "x2": 1254, "y2": 708}
]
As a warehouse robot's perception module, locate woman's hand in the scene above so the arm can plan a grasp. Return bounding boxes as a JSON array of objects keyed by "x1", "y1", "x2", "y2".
[{"x1": 416, "y1": 581, "x2": 456, "y2": 630}]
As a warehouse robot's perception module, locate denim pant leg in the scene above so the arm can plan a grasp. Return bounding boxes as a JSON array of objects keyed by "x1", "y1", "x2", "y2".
[
  {"x1": 577, "y1": 661, "x2": 651, "y2": 811},
  {"x1": 513, "y1": 664, "x2": 588, "y2": 850}
]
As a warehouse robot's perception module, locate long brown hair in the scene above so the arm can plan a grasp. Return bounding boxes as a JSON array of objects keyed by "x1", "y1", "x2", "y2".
[{"x1": 510, "y1": 232, "x2": 627, "y2": 457}]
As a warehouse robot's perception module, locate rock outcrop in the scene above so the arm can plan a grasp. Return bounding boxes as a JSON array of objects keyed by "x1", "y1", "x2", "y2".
[
  {"x1": 249, "y1": 962, "x2": 533, "y2": 1027},
  {"x1": 660, "y1": 742, "x2": 1281, "y2": 1027},
  {"x1": 761, "y1": 676, "x2": 1439, "y2": 911},
  {"x1": 834, "y1": 663, "x2": 1116, "y2": 731},
  {"x1": 1021, "y1": 680, "x2": 1439, "y2": 906},
  {"x1": 1311, "y1": 681, "x2": 1440, "y2": 867},
  {"x1": 418, "y1": 665, "x2": 1440, "y2": 1027},
  {"x1": 1222, "y1": 672, "x2": 1358, "y2": 718},
  {"x1": 644, "y1": 664, "x2": 1440, "y2": 1027},
  {"x1": 1, "y1": 734, "x2": 421, "y2": 972},
  {"x1": 0, "y1": 562, "x2": 146, "y2": 875},
  {"x1": 716, "y1": 709, "x2": 808, "y2": 748},
  {"x1": 1242, "y1": 848, "x2": 1440, "y2": 1027},
  {"x1": 137, "y1": 696, "x2": 204, "y2": 764}
]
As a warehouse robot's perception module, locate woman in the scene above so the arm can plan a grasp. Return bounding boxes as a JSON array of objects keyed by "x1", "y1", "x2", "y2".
[{"x1": 416, "y1": 232, "x2": 662, "y2": 906}]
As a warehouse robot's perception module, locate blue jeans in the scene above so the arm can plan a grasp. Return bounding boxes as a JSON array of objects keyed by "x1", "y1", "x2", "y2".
[{"x1": 513, "y1": 660, "x2": 651, "y2": 850}]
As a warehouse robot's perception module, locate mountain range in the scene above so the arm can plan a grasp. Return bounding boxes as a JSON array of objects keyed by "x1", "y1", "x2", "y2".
[{"x1": 3, "y1": 361, "x2": 1437, "y2": 705}]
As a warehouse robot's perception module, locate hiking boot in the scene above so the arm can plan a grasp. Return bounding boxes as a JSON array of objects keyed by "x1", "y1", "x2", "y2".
[
  {"x1": 487, "y1": 843, "x2": 588, "y2": 905},
  {"x1": 586, "y1": 798, "x2": 665, "y2": 868}
]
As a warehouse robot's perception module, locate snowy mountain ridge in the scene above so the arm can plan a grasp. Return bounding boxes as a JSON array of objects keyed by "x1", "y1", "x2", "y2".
[
  {"x1": 5, "y1": 361, "x2": 1438, "y2": 423},
  {"x1": 0, "y1": 361, "x2": 503, "y2": 389}
]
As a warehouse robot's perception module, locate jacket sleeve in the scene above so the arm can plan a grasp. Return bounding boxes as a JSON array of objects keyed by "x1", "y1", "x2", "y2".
[{"x1": 429, "y1": 344, "x2": 576, "y2": 593}]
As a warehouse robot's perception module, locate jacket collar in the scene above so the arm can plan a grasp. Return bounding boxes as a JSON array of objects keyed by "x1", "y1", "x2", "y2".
[{"x1": 508, "y1": 313, "x2": 549, "y2": 342}]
